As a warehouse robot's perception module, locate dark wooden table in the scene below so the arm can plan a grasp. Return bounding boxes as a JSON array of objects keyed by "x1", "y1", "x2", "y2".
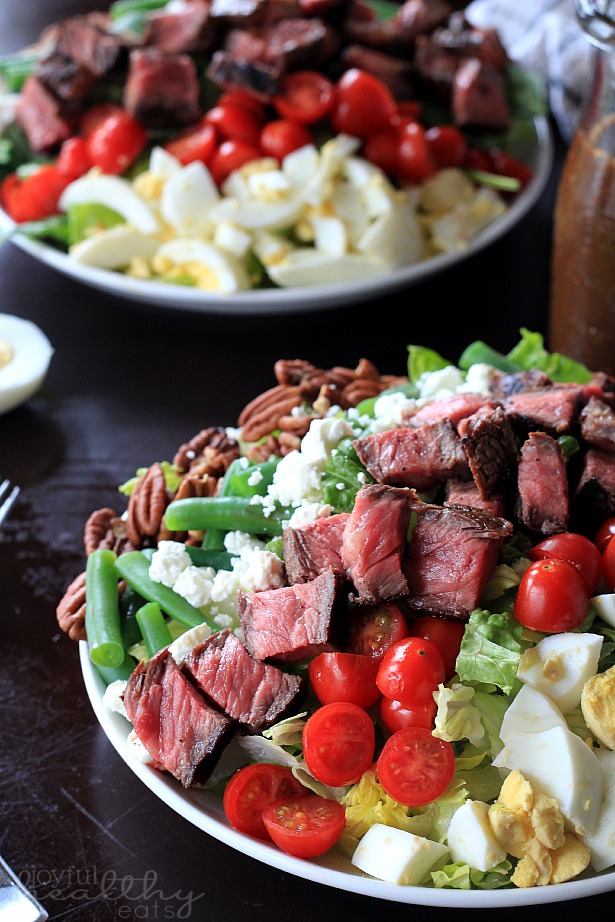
[{"x1": 1, "y1": 2, "x2": 610, "y2": 920}]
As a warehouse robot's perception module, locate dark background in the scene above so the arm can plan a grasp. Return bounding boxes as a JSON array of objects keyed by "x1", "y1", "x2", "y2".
[{"x1": 0, "y1": 2, "x2": 608, "y2": 920}]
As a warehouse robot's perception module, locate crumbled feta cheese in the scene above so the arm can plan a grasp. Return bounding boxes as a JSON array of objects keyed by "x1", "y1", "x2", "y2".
[
  {"x1": 300, "y1": 417, "x2": 354, "y2": 464},
  {"x1": 247, "y1": 469, "x2": 264, "y2": 486},
  {"x1": 240, "y1": 548, "x2": 286, "y2": 592},
  {"x1": 458, "y1": 362, "x2": 498, "y2": 396},
  {"x1": 267, "y1": 450, "x2": 324, "y2": 506},
  {"x1": 127, "y1": 729, "x2": 154, "y2": 764},
  {"x1": 224, "y1": 530, "x2": 263, "y2": 557},
  {"x1": 149, "y1": 540, "x2": 192, "y2": 587},
  {"x1": 103, "y1": 679, "x2": 128, "y2": 717},
  {"x1": 168, "y1": 622, "x2": 212, "y2": 664},
  {"x1": 173, "y1": 565, "x2": 215, "y2": 608},
  {"x1": 287, "y1": 501, "x2": 332, "y2": 528},
  {"x1": 417, "y1": 365, "x2": 465, "y2": 401},
  {"x1": 373, "y1": 391, "x2": 417, "y2": 428}
]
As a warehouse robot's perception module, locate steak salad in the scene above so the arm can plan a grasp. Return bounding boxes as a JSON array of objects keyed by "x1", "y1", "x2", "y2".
[
  {"x1": 58, "y1": 329, "x2": 615, "y2": 889},
  {"x1": 0, "y1": 0, "x2": 545, "y2": 292}
]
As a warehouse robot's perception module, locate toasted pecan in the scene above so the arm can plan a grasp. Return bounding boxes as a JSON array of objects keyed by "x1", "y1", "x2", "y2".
[
  {"x1": 56, "y1": 571, "x2": 87, "y2": 641},
  {"x1": 84, "y1": 507, "x2": 135, "y2": 556},
  {"x1": 126, "y1": 462, "x2": 168, "y2": 546}
]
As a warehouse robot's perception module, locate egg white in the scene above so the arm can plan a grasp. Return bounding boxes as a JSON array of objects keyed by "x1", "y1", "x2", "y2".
[{"x1": 0, "y1": 314, "x2": 54, "y2": 414}]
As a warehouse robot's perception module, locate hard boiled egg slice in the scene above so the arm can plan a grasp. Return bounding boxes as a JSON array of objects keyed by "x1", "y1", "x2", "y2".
[
  {"x1": 266, "y1": 249, "x2": 386, "y2": 288},
  {"x1": 580, "y1": 748, "x2": 615, "y2": 871},
  {"x1": 69, "y1": 225, "x2": 162, "y2": 269},
  {"x1": 516, "y1": 632, "x2": 603, "y2": 714},
  {"x1": 153, "y1": 239, "x2": 249, "y2": 293},
  {"x1": 357, "y1": 192, "x2": 424, "y2": 268},
  {"x1": 60, "y1": 174, "x2": 159, "y2": 234},
  {"x1": 351, "y1": 823, "x2": 450, "y2": 885},
  {"x1": 591, "y1": 593, "x2": 615, "y2": 627},
  {"x1": 492, "y1": 724, "x2": 603, "y2": 835},
  {"x1": 0, "y1": 314, "x2": 53, "y2": 414},
  {"x1": 498, "y1": 683, "x2": 568, "y2": 745},
  {"x1": 208, "y1": 194, "x2": 304, "y2": 232},
  {"x1": 160, "y1": 161, "x2": 219, "y2": 237},
  {"x1": 446, "y1": 800, "x2": 507, "y2": 871}
]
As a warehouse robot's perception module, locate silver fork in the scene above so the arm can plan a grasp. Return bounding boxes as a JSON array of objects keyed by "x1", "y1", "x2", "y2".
[{"x1": 0, "y1": 478, "x2": 19, "y2": 526}]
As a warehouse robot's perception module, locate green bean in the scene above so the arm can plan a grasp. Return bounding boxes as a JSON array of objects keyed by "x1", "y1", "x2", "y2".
[
  {"x1": 184, "y1": 546, "x2": 235, "y2": 571},
  {"x1": 93, "y1": 651, "x2": 136, "y2": 686},
  {"x1": 229, "y1": 459, "x2": 279, "y2": 498},
  {"x1": 201, "y1": 458, "x2": 243, "y2": 551},
  {"x1": 164, "y1": 496, "x2": 286, "y2": 537},
  {"x1": 114, "y1": 550, "x2": 216, "y2": 630},
  {"x1": 85, "y1": 549, "x2": 125, "y2": 669},
  {"x1": 109, "y1": 0, "x2": 168, "y2": 18},
  {"x1": 135, "y1": 602, "x2": 173, "y2": 658}
]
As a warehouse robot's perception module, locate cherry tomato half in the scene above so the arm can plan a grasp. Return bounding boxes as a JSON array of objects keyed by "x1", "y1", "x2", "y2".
[
  {"x1": 329, "y1": 68, "x2": 397, "y2": 139},
  {"x1": 80, "y1": 102, "x2": 125, "y2": 136},
  {"x1": 209, "y1": 139, "x2": 262, "y2": 187},
  {"x1": 85, "y1": 109, "x2": 148, "y2": 175},
  {"x1": 528, "y1": 532, "x2": 603, "y2": 593},
  {"x1": 302, "y1": 701, "x2": 375, "y2": 787},
  {"x1": 514, "y1": 558, "x2": 590, "y2": 632},
  {"x1": 407, "y1": 615, "x2": 465, "y2": 682},
  {"x1": 595, "y1": 516, "x2": 615, "y2": 553},
  {"x1": 223, "y1": 763, "x2": 305, "y2": 841},
  {"x1": 56, "y1": 137, "x2": 92, "y2": 179},
  {"x1": 0, "y1": 165, "x2": 71, "y2": 222},
  {"x1": 395, "y1": 121, "x2": 436, "y2": 185},
  {"x1": 376, "y1": 727, "x2": 455, "y2": 807},
  {"x1": 424, "y1": 125, "x2": 468, "y2": 169},
  {"x1": 380, "y1": 695, "x2": 437, "y2": 734},
  {"x1": 376, "y1": 636, "x2": 445, "y2": 707},
  {"x1": 273, "y1": 70, "x2": 337, "y2": 125},
  {"x1": 308, "y1": 651, "x2": 381, "y2": 709},
  {"x1": 164, "y1": 121, "x2": 218, "y2": 166},
  {"x1": 603, "y1": 538, "x2": 615, "y2": 591},
  {"x1": 346, "y1": 602, "x2": 408, "y2": 660},
  {"x1": 217, "y1": 90, "x2": 268, "y2": 122},
  {"x1": 262, "y1": 794, "x2": 346, "y2": 858},
  {"x1": 259, "y1": 119, "x2": 313, "y2": 162},
  {"x1": 204, "y1": 103, "x2": 263, "y2": 145}
]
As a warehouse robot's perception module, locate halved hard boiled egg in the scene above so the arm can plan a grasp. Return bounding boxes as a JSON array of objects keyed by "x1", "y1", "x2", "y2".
[{"x1": 0, "y1": 314, "x2": 53, "y2": 414}]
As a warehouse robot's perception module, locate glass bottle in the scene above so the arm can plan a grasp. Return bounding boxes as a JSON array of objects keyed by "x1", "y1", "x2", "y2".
[{"x1": 549, "y1": 0, "x2": 615, "y2": 375}]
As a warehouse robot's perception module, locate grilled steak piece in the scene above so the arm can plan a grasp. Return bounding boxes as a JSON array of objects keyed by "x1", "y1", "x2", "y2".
[
  {"x1": 516, "y1": 432, "x2": 569, "y2": 535},
  {"x1": 55, "y1": 13, "x2": 128, "y2": 77},
  {"x1": 452, "y1": 58, "x2": 509, "y2": 130},
  {"x1": 238, "y1": 568, "x2": 345, "y2": 662},
  {"x1": 503, "y1": 387, "x2": 586, "y2": 437},
  {"x1": 457, "y1": 403, "x2": 519, "y2": 499},
  {"x1": 394, "y1": 0, "x2": 457, "y2": 41},
  {"x1": 353, "y1": 420, "x2": 468, "y2": 490},
  {"x1": 406, "y1": 392, "x2": 497, "y2": 429},
  {"x1": 207, "y1": 49, "x2": 281, "y2": 98},
  {"x1": 283, "y1": 512, "x2": 350, "y2": 584},
  {"x1": 123, "y1": 648, "x2": 237, "y2": 788},
  {"x1": 15, "y1": 76, "x2": 76, "y2": 151},
  {"x1": 36, "y1": 51, "x2": 96, "y2": 102},
  {"x1": 444, "y1": 477, "x2": 506, "y2": 517},
  {"x1": 429, "y1": 12, "x2": 509, "y2": 69},
  {"x1": 580, "y1": 397, "x2": 615, "y2": 454},
  {"x1": 340, "y1": 44, "x2": 416, "y2": 98},
  {"x1": 403, "y1": 502, "x2": 513, "y2": 617},
  {"x1": 124, "y1": 48, "x2": 201, "y2": 126},
  {"x1": 184, "y1": 629, "x2": 307, "y2": 731},
  {"x1": 571, "y1": 448, "x2": 615, "y2": 535},
  {"x1": 341, "y1": 483, "x2": 415, "y2": 603},
  {"x1": 489, "y1": 369, "x2": 553, "y2": 399},
  {"x1": 146, "y1": 0, "x2": 218, "y2": 54}
]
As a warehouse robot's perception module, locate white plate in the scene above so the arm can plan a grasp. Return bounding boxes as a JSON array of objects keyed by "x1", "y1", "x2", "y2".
[
  {"x1": 79, "y1": 640, "x2": 615, "y2": 907},
  {"x1": 4, "y1": 117, "x2": 552, "y2": 316}
]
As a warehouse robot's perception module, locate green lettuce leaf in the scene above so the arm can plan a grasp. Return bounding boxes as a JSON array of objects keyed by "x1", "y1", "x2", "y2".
[{"x1": 455, "y1": 609, "x2": 523, "y2": 694}]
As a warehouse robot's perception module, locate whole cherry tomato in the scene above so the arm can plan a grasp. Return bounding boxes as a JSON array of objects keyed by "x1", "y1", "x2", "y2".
[
  {"x1": 376, "y1": 636, "x2": 445, "y2": 707},
  {"x1": 407, "y1": 615, "x2": 465, "y2": 682},
  {"x1": 529, "y1": 532, "x2": 603, "y2": 593},
  {"x1": 273, "y1": 71, "x2": 337, "y2": 125},
  {"x1": 259, "y1": 119, "x2": 312, "y2": 161},
  {"x1": 308, "y1": 651, "x2": 381, "y2": 709},
  {"x1": 380, "y1": 695, "x2": 437, "y2": 733},
  {"x1": 514, "y1": 558, "x2": 590, "y2": 632},
  {"x1": 85, "y1": 109, "x2": 148, "y2": 174},
  {"x1": 329, "y1": 68, "x2": 397, "y2": 138}
]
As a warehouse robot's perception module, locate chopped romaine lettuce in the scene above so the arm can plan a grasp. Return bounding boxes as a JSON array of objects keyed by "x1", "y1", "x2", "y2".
[
  {"x1": 431, "y1": 859, "x2": 513, "y2": 890},
  {"x1": 455, "y1": 609, "x2": 523, "y2": 694}
]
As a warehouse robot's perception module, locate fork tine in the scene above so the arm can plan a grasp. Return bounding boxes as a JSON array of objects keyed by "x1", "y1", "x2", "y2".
[{"x1": 0, "y1": 479, "x2": 19, "y2": 524}]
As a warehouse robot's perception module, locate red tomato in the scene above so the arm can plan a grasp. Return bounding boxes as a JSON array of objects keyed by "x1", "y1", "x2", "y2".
[
  {"x1": 1, "y1": 165, "x2": 71, "y2": 222},
  {"x1": 259, "y1": 119, "x2": 313, "y2": 162},
  {"x1": 395, "y1": 121, "x2": 437, "y2": 185},
  {"x1": 424, "y1": 125, "x2": 468, "y2": 169},
  {"x1": 223, "y1": 763, "x2": 305, "y2": 841},
  {"x1": 262, "y1": 794, "x2": 346, "y2": 858},
  {"x1": 380, "y1": 695, "x2": 437, "y2": 734},
  {"x1": 329, "y1": 68, "x2": 397, "y2": 139},
  {"x1": 164, "y1": 122, "x2": 218, "y2": 166},
  {"x1": 80, "y1": 102, "x2": 125, "y2": 136},
  {"x1": 209, "y1": 139, "x2": 262, "y2": 186},
  {"x1": 394, "y1": 100, "x2": 423, "y2": 122},
  {"x1": 56, "y1": 137, "x2": 91, "y2": 178},
  {"x1": 603, "y1": 539, "x2": 615, "y2": 590},
  {"x1": 346, "y1": 602, "x2": 408, "y2": 660},
  {"x1": 488, "y1": 149, "x2": 533, "y2": 188},
  {"x1": 464, "y1": 146, "x2": 493, "y2": 172},
  {"x1": 377, "y1": 727, "x2": 456, "y2": 806},
  {"x1": 204, "y1": 104, "x2": 262, "y2": 145},
  {"x1": 514, "y1": 558, "x2": 590, "y2": 632},
  {"x1": 362, "y1": 128, "x2": 401, "y2": 177},
  {"x1": 376, "y1": 636, "x2": 445, "y2": 706},
  {"x1": 273, "y1": 70, "x2": 337, "y2": 125},
  {"x1": 308, "y1": 652, "x2": 380, "y2": 708},
  {"x1": 407, "y1": 615, "x2": 465, "y2": 682},
  {"x1": 85, "y1": 110, "x2": 148, "y2": 175},
  {"x1": 217, "y1": 90, "x2": 268, "y2": 122},
  {"x1": 595, "y1": 516, "x2": 615, "y2": 553},
  {"x1": 302, "y1": 701, "x2": 375, "y2": 787},
  {"x1": 528, "y1": 532, "x2": 603, "y2": 593}
]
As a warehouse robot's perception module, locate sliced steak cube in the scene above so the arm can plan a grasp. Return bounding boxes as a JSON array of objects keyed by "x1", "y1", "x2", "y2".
[
  {"x1": 238, "y1": 568, "x2": 344, "y2": 662},
  {"x1": 457, "y1": 403, "x2": 519, "y2": 499},
  {"x1": 123, "y1": 648, "x2": 236, "y2": 788},
  {"x1": 571, "y1": 448, "x2": 615, "y2": 535},
  {"x1": 207, "y1": 49, "x2": 281, "y2": 98},
  {"x1": 282, "y1": 512, "x2": 350, "y2": 584},
  {"x1": 452, "y1": 57, "x2": 509, "y2": 130},
  {"x1": 444, "y1": 477, "x2": 506, "y2": 517},
  {"x1": 184, "y1": 629, "x2": 306, "y2": 731},
  {"x1": 406, "y1": 392, "x2": 498, "y2": 429},
  {"x1": 516, "y1": 432, "x2": 569, "y2": 535},
  {"x1": 580, "y1": 396, "x2": 615, "y2": 454},
  {"x1": 488, "y1": 368, "x2": 553, "y2": 399},
  {"x1": 260, "y1": 18, "x2": 340, "y2": 71},
  {"x1": 14, "y1": 76, "x2": 76, "y2": 152},
  {"x1": 428, "y1": 12, "x2": 509, "y2": 70},
  {"x1": 503, "y1": 387, "x2": 586, "y2": 437},
  {"x1": 353, "y1": 420, "x2": 468, "y2": 490},
  {"x1": 36, "y1": 51, "x2": 96, "y2": 102},
  {"x1": 124, "y1": 48, "x2": 201, "y2": 126},
  {"x1": 56, "y1": 13, "x2": 127, "y2": 77},
  {"x1": 341, "y1": 483, "x2": 415, "y2": 603},
  {"x1": 146, "y1": 1, "x2": 219, "y2": 54},
  {"x1": 403, "y1": 503, "x2": 513, "y2": 617}
]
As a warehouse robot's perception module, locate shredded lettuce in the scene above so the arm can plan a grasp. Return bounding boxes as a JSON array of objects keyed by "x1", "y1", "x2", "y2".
[
  {"x1": 455, "y1": 609, "x2": 523, "y2": 694},
  {"x1": 433, "y1": 683, "x2": 487, "y2": 747},
  {"x1": 431, "y1": 859, "x2": 513, "y2": 890}
]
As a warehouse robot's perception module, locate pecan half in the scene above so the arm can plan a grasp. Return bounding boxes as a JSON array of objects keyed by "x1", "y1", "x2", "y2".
[
  {"x1": 239, "y1": 384, "x2": 305, "y2": 442},
  {"x1": 173, "y1": 427, "x2": 240, "y2": 474},
  {"x1": 56, "y1": 570, "x2": 87, "y2": 641},
  {"x1": 84, "y1": 507, "x2": 136, "y2": 556},
  {"x1": 157, "y1": 473, "x2": 217, "y2": 542},
  {"x1": 126, "y1": 462, "x2": 168, "y2": 546}
]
